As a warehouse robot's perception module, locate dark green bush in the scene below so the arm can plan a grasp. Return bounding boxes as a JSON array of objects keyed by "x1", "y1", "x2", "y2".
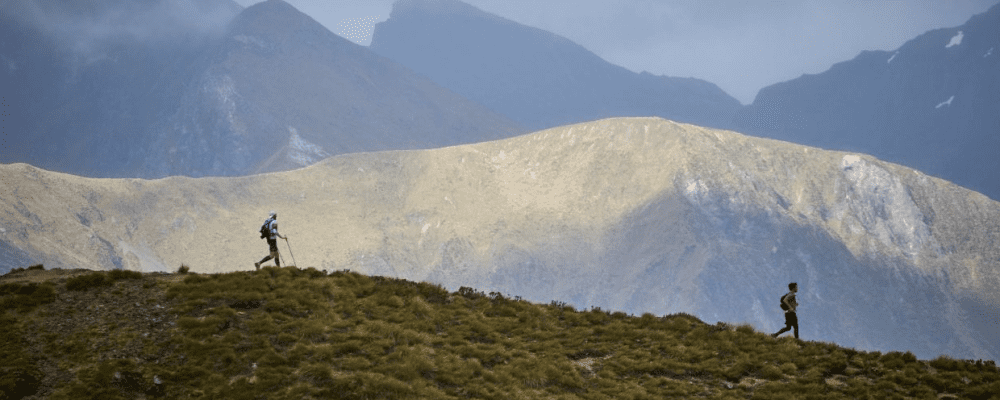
[
  {"x1": 0, "y1": 282, "x2": 56, "y2": 312},
  {"x1": 108, "y1": 269, "x2": 143, "y2": 281},
  {"x1": 822, "y1": 350, "x2": 849, "y2": 376},
  {"x1": 458, "y1": 286, "x2": 485, "y2": 300},
  {"x1": 0, "y1": 314, "x2": 42, "y2": 399},
  {"x1": 930, "y1": 355, "x2": 966, "y2": 372},
  {"x1": 65, "y1": 272, "x2": 112, "y2": 291},
  {"x1": 418, "y1": 282, "x2": 449, "y2": 304},
  {"x1": 177, "y1": 265, "x2": 190, "y2": 274},
  {"x1": 28, "y1": 264, "x2": 44, "y2": 271},
  {"x1": 181, "y1": 274, "x2": 209, "y2": 285},
  {"x1": 882, "y1": 351, "x2": 917, "y2": 370},
  {"x1": 759, "y1": 363, "x2": 785, "y2": 380}
]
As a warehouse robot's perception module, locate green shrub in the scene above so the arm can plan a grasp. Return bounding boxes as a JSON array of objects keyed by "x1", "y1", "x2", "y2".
[
  {"x1": 0, "y1": 282, "x2": 57, "y2": 312},
  {"x1": 881, "y1": 351, "x2": 917, "y2": 370},
  {"x1": 0, "y1": 314, "x2": 43, "y2": 399},
  {"x1": 65, "y1": 272, "x2": 112, "y2": 291},
  {"x1": 735, "y1": 323, "x2": 758, "y2": 335},
  {"x1": 28, "y1": 264, "x2": 44, "y2": 271},
  {"x1": 177, "y1": 265, "x2": 190, "y2": 274},
  {"x1": 0, "y1": 368, "x2": 42, "y2": 399},
  {"x1": 458, "y1": 286, "x2": 485, "y2": 300},
  {"x1": 779, "y1": 362, "x2": 797, "y2": 375},
  {"x1": 822, "y1": 350, "x2": 849, "y2": 376},
  {"x1": 107, "y1": 269, "x2": 143, "y2": 281},
  {"x1": 181, "y1": 274, "x2": 209, "y2": 285},
  {"x1": 759, "y1": 363, "x2": 785, "y2": 380},
  {"x1": 417, "y1": 282, "x2": 449, "y2": 304},
  {"x1": 929, "y1": 355, "x2": 965, "y2": 372},
  {"x1": 723, "y1": 357, "x2": 762, "y2": 381}
]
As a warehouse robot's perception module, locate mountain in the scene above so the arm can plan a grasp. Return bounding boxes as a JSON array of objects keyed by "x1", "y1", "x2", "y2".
[
  {"x1": 3, "y1": 267, "x2": 999, "y2": 398},
  {"x1": 0, "y1": 0, "x2": 245, "y2": 176},
  {"x1": 369, "y1": 0, "x2": 741, "y2": 132},
  {"x1": 0, "y1": 0, "x2": 523, "y2": 178},
  {"x1": 733, "y1": 2, "x2": 1000, "y2": 201},
  {"x1": 2, "y1": 117, "x2": 998, "y2": 362}
]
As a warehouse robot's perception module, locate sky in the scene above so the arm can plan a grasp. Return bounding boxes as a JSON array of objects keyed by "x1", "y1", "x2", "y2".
[{"x1": 202, "y1": 1, "x2": 995, "y2": 104}]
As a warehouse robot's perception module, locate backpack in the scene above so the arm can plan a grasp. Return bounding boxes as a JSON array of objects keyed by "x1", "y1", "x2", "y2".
[
  {"x1": 779, "y1": 293, "x2": 790, "y2": 311},
  {"x1": 259, "y1": 218, "x2": 273, "y2": 239}
]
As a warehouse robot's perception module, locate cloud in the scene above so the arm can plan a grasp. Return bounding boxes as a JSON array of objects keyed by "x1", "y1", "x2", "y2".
[{"x1": 4, "y1": 0, "x2": 240, "y2": 57}]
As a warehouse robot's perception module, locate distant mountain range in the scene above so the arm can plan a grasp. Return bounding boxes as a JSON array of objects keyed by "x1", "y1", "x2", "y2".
[
  {"x1": 5, "y1": 0, "x2": 997, "y2": 203},
  {"x1": 0, "y1": 0, "x2": 522, "y2": 178},
  {"x1": 370, "y1": 0, "x2": 1000, "y2": 202},
  {"x1": 369, "y1": 0, "x2": 742, "y2": 132},
  {"x1": 2, "y1": 117, "x2": 997, "y2": 362},
  {"x1": 734, "y1": 2, "x2": 1000, "y2": 201}
]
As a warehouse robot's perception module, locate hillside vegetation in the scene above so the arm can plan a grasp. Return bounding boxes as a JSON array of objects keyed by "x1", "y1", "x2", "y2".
[{"x1": 1, "y1": 266, "x2": 998, "y2": 399}]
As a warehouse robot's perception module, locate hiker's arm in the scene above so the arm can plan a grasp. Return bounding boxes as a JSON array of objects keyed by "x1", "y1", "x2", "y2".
[{"x1": 272, "y1": 222, "x2": 285, "y2": 239}]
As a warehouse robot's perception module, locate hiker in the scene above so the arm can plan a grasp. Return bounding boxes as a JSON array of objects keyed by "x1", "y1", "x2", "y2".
[
  {"x1": 255, "y1": 211, "x2": 287, "y2": 270},
  {"x1": 772, "y1": 282, "x2": 799, "y2": 339}
]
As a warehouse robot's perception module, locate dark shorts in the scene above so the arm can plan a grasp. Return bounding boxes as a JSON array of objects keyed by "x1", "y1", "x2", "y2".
[
  {"x1": 268, "y1": 239, "x2": 278, "y2": 253},
  {"x1": 784, "y1": 311, "x2": 798, "y2": 326}
]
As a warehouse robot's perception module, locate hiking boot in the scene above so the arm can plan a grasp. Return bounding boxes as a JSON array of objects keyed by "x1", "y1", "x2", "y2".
[{"x1": 254, "y1": 262, "x2": 260, "y2": 271}]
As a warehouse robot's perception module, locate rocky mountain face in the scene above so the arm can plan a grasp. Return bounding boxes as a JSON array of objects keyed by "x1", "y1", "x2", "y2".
[
  {"x1": 0, "y1": 0, "x2": 523, "y2": 178},
  {"x1": 733, "y1": 3, "x2": 1000, "y2": 201},
  {"x1": 369, "y1": 0, "x2": 742, "y2": 132},
  {"x1": 2, "y1": 117, "x2": 997, "y2": 362}
]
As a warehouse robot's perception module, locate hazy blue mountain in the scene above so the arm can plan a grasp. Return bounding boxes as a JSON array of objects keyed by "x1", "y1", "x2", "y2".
[
  {"x1": 369, "y1": 0, "x2": 742, "y2": 132},
  {"x1": 0, "y1": 0, "x2": 243, "y2": 176},
  {"x1": 0, "y1": 0, "x2": 523, "y2": 178},
  {"x1": 733, "y1": 3, "x2": 1000, "y2": 201}
]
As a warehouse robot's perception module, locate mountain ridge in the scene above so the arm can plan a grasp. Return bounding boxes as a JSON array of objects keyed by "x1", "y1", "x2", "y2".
[
  {"x1": 1, "y1": 117, "x2": 997, "y2": 361},
  {"x1": 4, "y1": 266, "x2": 998, "y2": 398},
  {"x1": 733, "y1": 2, "x2": 1000, "y2": 201},
  {"x1": 369, "y1": 0, "x2": 741, "y2": 132},
  {"x1": 0, "y1": 0, "x2": 524, "y2": 178}
]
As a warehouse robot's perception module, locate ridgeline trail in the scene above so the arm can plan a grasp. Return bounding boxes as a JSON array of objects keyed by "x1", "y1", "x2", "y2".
[{"x1": 2, "y1": 266, "x2": 998, "y2": 399}]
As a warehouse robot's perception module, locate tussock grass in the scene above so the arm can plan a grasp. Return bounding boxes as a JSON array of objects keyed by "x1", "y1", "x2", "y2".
[{"x1": 2, "y1": 267, "x2": 998, "y2": 399}]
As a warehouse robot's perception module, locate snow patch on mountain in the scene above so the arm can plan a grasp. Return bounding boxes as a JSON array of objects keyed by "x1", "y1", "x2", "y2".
[
  {"x1": 986, "y1": 47, "x2": 995, "y2": 58},
  {"x1": 887, "y1": 52, "x2": 898, "y2": 64},
  {"x1": 946, "y1": 31, "x2": 964, "y2": 48},
  {"x1": 935, "y1": 95, "x2": 955, "y2": 109}
]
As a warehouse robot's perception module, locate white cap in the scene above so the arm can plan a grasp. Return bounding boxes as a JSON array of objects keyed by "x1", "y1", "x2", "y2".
[{"x1": 269, "y1": 210, "x2": 277, "y2": 218}]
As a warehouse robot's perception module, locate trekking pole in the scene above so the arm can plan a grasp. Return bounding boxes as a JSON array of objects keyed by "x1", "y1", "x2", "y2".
[{"x1": 284, "y1": 237, "x2": 298, "y2": 268}]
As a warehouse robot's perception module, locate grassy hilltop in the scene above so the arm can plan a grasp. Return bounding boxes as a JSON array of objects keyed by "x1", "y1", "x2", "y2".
[{"x1": 2, "y1": 266, "x2": 998, "y2": 399}]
